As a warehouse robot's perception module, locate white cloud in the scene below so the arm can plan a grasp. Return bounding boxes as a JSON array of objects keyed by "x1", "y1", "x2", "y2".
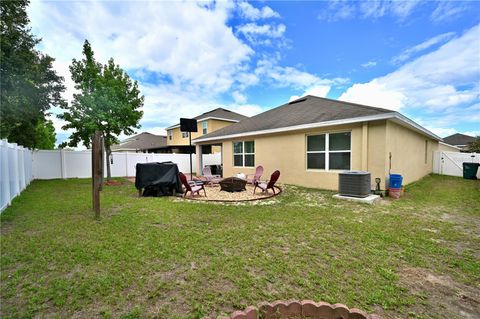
[
  {"x1": 29, "y1": 0, "x2": 253, "y2": 95},
  {"x1": 138, "y1": 126, "x2": 167, "y2": 137},
  {"x1": 389, "y1": 0, "x2": 422, "y2": 19},
  {"x1": 290, "y1": 85, "x2": 331, "y2": 102},
  {"x1": 317, "y1": 2, "x2": 356, "y2": 22},
  {"x1": 463, "y1": 131, "x2": 480, "y2": 138},
  {"x1": 319, "y1": 1, "x2": 470, "y2": 23},
  {"x1": 255, "y1": 59, "x2": 342, "y2": 90},
  {"x1": 421, "y1": 127, "x2": 479, "y2": 139},
  {"x1": 361, "y1": 61, "x2": 377, "y2": 68},
  {"x1": 340, "y1": 80, "x2": 406, "y2": 110},
  {"x1": 229, "y1": 104, "x2": 264, "y2": 117},
  {"x1": 340, "y1": 24, "x2": 480, "y2": 111},
  {"x1": 318, "y1": 0, "x2": 422, "y2": 22},
  {"x1": 28, "y1": 1, "x2": 259, "y2": 144},
  {"x1": 237, "y1": 1, "x2": 280, "y2": 20},
  {"x1": 430, "y1": 1, "x2": 469, "y2": 23},
  {"x1": 232, "y1": 91, "x2": 247, "y2": 104},
  {"x1": 424, "y1": 126, "x2": 457, "y2": 138},
  {"x1": 392, "y1": 32, "x2": 455, "y2": 64},
  {"x1": 236, "y1": 23, "x2": 286, "y2": 44}
]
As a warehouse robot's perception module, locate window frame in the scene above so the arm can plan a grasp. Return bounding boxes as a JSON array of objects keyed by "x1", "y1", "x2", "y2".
[
  {"x1": 233, "y1": 140, "x2": 255, "y2": 168},
  {"x1": 182, "y1": 131, "x2": 189, "y2": 138},
  {"x1": 202, "y1": 121, "x2": 208, "y2": 134},
  {"x1": 306, "y1": 131, "x2": 352, "y2": 171},
  {"x1": 168, "y1": 130, "x2": 172, "y2": 140}
]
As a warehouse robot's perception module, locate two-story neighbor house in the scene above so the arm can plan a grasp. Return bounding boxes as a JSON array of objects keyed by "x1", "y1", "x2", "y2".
[{"x1": 165, "y1": 108, "x2": 248, "y2": 154}]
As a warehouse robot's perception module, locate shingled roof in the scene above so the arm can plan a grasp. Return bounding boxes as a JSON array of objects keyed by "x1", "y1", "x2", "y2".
[
  {"x1": 194, "y1": 96, "x2": 393, "y2": 141},
  {"x1": 194, "y1": 96, "x2": 441, "y2": 142},
  {"x1": 166, "y1": 108, "x2": 248, "y2": 129},
  {"x1": 111, "y1": 132, "x2": 167, "y2": 152},
  {"x1": 443, "y1": 133, "x2": 476, "y2": 146}
]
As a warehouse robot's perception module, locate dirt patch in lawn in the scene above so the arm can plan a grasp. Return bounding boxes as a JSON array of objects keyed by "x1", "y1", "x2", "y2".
[
  {"x1": 104, "y1": 180, "x2": 131, "y2": 186},
  {"x1": 400, "y1": 267, "x2": 480, "y2": 319}
]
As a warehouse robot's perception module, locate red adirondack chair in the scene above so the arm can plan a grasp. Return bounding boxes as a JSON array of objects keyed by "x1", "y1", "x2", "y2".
[
  {"x1": 254, "y1": 170, "x2": 280, "y2": 194},
  {"x1": 247, "y1": 165, "x2": 264, "y2": 185},
  {"x1": 179, "y1": 172, "x2": 206, "y2": 197},
  {"x1": 200, "y1": 166, "x2": 222, "y2": 185}
]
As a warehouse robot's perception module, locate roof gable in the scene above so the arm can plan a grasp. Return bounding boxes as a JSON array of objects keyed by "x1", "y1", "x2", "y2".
[
  {"x1": 443, "y1": 133, "x2": 476, "y2": 145},
  {"x1": 112, "y1": 132, "x2": 167, "y2": 151},
  {"x1": 166, "y1": 108, "x2": 248, "y2": 129}
]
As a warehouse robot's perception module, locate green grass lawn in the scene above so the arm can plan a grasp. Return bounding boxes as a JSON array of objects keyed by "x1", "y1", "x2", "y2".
[{"x1": 1, "y1": 175, "x2": 479, "y2": 318}]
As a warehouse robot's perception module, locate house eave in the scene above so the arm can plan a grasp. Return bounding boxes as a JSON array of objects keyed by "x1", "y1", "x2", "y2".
[{"x1": 193, "y1": 112, "x2": 442, "y2": 144}]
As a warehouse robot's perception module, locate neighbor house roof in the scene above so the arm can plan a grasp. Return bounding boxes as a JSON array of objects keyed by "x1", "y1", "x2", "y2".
[
  {"x1": 111, "y1": 132, "x2": 167, "y2": 151},
  {"x1": 194, "y1": 96, "x2": 441, "y2": 143},
  {"x1": 166, "y1": 108, "x2": 248, "y2": 130},
  {"x1": 443, "y1": 133, "x2": 476, "y2": 146}
]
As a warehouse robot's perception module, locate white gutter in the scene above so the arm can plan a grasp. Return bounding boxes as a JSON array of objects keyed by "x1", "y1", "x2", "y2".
[
  {"x1": 166, "y1": 117, "x2": 240, "y2": 130},
  {"x1": 194, "y1": 112, "x2": 442, "y2": 143},
  {"x1": 391, "y1": 112, "x2": 442, "y2": 141}
]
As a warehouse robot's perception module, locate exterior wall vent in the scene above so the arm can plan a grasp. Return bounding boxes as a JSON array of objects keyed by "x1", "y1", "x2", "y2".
[{"x1": 338, "y1": 171, "x2": 371, "y2": 198}]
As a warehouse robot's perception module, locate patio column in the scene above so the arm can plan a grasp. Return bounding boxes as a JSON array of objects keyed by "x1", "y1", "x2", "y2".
[{"x1": 196, "y1": 144, "x2": 203, "y2": 176}]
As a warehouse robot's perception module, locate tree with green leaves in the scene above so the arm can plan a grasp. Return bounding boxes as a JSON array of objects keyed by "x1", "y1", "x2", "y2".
[
  {"x1": 467, "y1": 136, "x2": 480, "y2": 153},
  {"x1": 0, "y1": 0, "x2": 65, "y2": 149},
  {"x1": 59, "y1": 40, "x2": 144, "y2": 179},
  {"x1": 34, "y1": 119, "x2": 56, "y2": 150}
]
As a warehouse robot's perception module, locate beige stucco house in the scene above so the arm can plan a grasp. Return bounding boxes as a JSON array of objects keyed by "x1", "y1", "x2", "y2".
[
  {"x1": 194, "y1": 96, "x2": 449, "y2": 190},
  {"x1": 165, "y1": 108, "x2": 247, "y2": 154}
]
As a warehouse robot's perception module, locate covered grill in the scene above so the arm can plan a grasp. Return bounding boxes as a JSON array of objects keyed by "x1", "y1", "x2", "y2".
[{"x1": 135, "y1": 162, "x2": 183, "y2": 196}]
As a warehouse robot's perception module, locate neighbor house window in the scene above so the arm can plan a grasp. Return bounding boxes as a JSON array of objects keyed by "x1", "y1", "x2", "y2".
[
  {"x1": 202, "y1": 121, "x2": 208, "y2": 134},
  {"x1": 233, "y1": 141, "x2": 254, "y2": 167},
  {"x1": 306, "y1": 132, "x2": 351, "y2": 170},
  {"x1": 182, "y1": 132, "x2": 189, "y2": 138},
  {"x1": 168, "y1": 130, "x2": 172, "y2": 140}
]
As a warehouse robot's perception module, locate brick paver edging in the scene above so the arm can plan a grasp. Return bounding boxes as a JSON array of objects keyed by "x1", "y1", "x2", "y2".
[{"x1": 217, "y1": 300, "x2": 382, "y2": 319}]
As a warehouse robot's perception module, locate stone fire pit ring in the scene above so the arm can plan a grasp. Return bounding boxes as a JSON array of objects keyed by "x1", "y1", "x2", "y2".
[
  {"x1": 218, "y1": 300, "x2": 381, "y2": 319},
  {"x1": 180, "y1": 184, "x2": 282, "y2": 202}
]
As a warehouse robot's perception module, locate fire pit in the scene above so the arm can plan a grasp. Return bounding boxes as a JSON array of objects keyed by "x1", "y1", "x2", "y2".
[{"x1": 219, "y1": 177, "x2": 247, "y2": 192}]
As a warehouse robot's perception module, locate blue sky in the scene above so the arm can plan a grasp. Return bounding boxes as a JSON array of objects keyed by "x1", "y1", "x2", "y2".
[{"x1": 28, "y1": 0, "x2": 479, "y2": 146}]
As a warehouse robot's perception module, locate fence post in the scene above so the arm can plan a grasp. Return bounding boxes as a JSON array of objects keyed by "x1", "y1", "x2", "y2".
[
  {"x1": 1, "y1": 140, "x2": 11, "y2": 210},
  {"x1": 125, "y1": 152, "x2": 129, "y2": 177},
  {"x1": 11, "y1": 143, "x2": 20, "y2": 197},
  {"x1": 18, "y1": 147, "x2": 26, "y2": 191},
  {"x1": 60, "y1": 149, "x2": 67, "y2": 179}
]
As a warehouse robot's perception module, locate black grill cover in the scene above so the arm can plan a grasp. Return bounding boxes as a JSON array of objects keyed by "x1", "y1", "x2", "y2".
[{"x1": 135, "y1": 162, "x2": 183, "y2": 196}]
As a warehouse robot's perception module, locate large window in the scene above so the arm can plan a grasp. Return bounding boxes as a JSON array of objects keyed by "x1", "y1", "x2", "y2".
[
  {"x1": 233, "y1": 141, "x2": 255, "y2": 167},
  {"x1": 168, "y1": 130, "x2": 172, "y2": 140},
  {"x1": 202, "y1": 121, "x2": 208, "y2": 134},
  {"x1": 306, "y1": 132, "x2": 351, "y2": 170}
]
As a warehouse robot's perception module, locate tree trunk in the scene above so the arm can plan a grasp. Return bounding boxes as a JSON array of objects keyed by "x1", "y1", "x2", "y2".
[{"x1": 106, "y1": 146, "x2": 112, "y2": 181}]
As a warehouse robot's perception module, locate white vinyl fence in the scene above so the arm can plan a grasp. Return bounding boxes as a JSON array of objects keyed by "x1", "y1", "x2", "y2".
[
  {"x1": 1, "y1": 140, "x2": 221, "y2": 212},
  {"x1": 1, "y1": 140, "x2": 34, "y2": 211},
  {"x1": 433, "y1": 151, "x2": 480, "y2": 178},
  {"x1": 32, "y1": 150, "x2": 221, "y2": 179}
]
